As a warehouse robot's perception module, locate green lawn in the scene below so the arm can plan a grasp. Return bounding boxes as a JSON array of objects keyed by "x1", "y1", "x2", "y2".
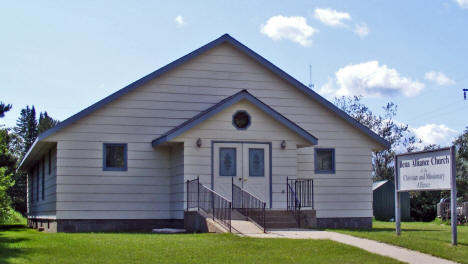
[
  {"x1": 0, "y1": 225, "x2": 402, "y2": 264},
  {"x1": 333, "y1": 220, "x2": 468, "y2": 264}
]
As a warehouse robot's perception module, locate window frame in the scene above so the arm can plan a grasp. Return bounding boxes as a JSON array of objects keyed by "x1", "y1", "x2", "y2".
[
  {"x1": 48, "y1": 150, "x2": 52, "y2": 175},
  {"x1": 30, "y1": 170, "x2": 34, "y2": 204},
  {"x1": 103, "y1": 143, "x2": 128, "y2": 171},
  {"x1": 42, "y1": 158, "x2": 45, "y2": 200},
  {"x1": 314, "y1": 148, "x2": 335, "y2": 174},
  {"x1": 248, "y1": 148, "x2": 265, "y2": 177},
  {"x1": 232, "y1": 110, "x2": 251, "y2": 130},
  {"x1": 219, "y1": 147, "x2": 237, "y2": 177},
  {"x1": 36, "y1": 165, "x2": 39, "y2": 201}
]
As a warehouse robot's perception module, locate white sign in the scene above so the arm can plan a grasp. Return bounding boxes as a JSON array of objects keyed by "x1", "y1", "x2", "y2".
[{"x1": 397, "y1": 148, "x2": 452, "y2": 191}]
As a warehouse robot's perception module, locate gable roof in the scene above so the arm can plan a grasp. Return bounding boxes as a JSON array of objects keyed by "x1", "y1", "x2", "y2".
[
  {"x1": 19, "y1": 33, "x2": 390, "y2": 170},
  {"x1": 152, "y1": 90, "x2": 318, "y2": 147}
]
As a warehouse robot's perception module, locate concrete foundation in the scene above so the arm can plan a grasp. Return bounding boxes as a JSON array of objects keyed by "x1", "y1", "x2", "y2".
[
  {"x1": 316, "y1": 217, "x2": 372, "y2": 229},
  {"x1": 28, "y1": 218, "x2": 183, "y2": 233}
]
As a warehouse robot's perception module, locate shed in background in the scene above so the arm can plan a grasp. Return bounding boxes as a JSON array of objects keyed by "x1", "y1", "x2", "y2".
[{"x1": 373, "y1": 180, "x2": 411, "y2": 221}]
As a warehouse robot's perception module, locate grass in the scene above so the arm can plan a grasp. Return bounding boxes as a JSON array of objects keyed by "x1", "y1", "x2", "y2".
[
  {"x1": 0, "y1": 210, "x2": 26, "y2": 225},
  {"x1": 0, "y1": 226, "x2": 402, "y2": 264},
  {"x1": 333, "y1": 220, "x2": 468, "y2": 264}
]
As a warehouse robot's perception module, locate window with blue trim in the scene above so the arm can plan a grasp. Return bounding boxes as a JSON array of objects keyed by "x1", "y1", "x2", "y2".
[
  {"x1": 232, "y1": 110, "x2": 251, "y2": 130},
  {"x1": 249, "y1": 148, "x2": 264, "y2": 177},
  {"x1": 315, "y1": 148, "x2": 335, "y2": 174},
  {"x1": 103, "y1": 143, "x2": 127, "y2": 171},
  {"x1": 219, "y1": 148, "x2": 236, "y2": 176}
]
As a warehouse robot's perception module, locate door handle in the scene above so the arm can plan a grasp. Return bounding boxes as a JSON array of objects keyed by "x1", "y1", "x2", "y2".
[{"x1": 238, "y1": 177, "x2": 242, "y2": 181}]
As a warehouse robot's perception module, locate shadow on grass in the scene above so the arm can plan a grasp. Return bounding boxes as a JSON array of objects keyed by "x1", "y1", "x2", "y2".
[
  {"x1": 0, "y1": 225, "x2": 27, "y2": 232},
  {"x1": 0, "y1": 230, "x2": 30, "y2": 264}
]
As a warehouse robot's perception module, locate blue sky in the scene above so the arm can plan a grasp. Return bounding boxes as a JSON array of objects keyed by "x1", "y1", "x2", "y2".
[{"x1": 1, "y1": 0, "x2": 467, "y2": 147}]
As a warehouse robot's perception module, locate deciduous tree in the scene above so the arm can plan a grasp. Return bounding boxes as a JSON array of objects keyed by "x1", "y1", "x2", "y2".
[{"x1": 335, "y1": 96, "x2": 418, "y2": 181}]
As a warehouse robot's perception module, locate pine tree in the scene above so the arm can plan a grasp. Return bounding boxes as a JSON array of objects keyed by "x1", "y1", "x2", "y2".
[
  {"x1": 38, "y1": 111, "x2": 59, "y2": 135},
  {"x1": 14, "y1": 106, "x2": 38, "y2": 156},
  {"x1": 0, "y1": 102, "x2": 12, "y2": 118}
]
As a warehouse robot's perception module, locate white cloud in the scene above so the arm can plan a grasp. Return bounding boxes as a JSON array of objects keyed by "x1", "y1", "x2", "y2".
[
  {"x1": 175, "y1": 15, "x2": 185, "y2": 26},
  {"x1": 412, "y1": 124, "x2": 458, "y2": 146},
  {"x1": 318, "y1": 61, "x2": 424, "y2": 98},
  {"x1": 260, "y1": 15, "x2": 318, "y2": 47},
  {"x1": 455, "y1": 0, "x2": 468, "y2": 9},
  {"x1": 424, "y1": 71, "x2": 455, "y2": 86},
  {"x1": 354, "y1": 23, "x2": 369, "y2": 37},
  {"x1": 313, "y1": 8, "x2": 351, "y2": 27}
]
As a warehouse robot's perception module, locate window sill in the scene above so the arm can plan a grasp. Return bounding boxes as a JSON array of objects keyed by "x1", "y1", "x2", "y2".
[{"x1": 314, "y1": 170, "x2": 335, "y2": 174}]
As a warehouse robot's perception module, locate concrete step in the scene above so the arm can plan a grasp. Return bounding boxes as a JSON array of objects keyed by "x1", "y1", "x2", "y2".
[
  {"x1": 265, "y1": 215, "x2": 297, "y2": 222},
  {"x1": 265, "y1": 222, "x2": 299, "y2": 229}
]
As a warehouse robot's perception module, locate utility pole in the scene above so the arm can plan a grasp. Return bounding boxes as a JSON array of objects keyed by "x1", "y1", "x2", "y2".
[{"x1": 463, "y1": 89, "x2": 467, "y2": 100}]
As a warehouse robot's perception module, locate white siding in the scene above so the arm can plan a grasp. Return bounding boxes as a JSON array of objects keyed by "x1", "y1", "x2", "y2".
[
  {"x1": 46, "y1": 42, "x2": 380, "y2": 219},
  {"x1": 28, "y1": 147, "x2": 57, "y2": 217},
  {"x1": 171, "y1": 100, "x2": 310, "y2": 209},
  {"x1": 170, "y1": 144, "x2": 184, "y2": 219},
  {"x1": 54, "y1": 141, "x2": 172, "y2": 219}
]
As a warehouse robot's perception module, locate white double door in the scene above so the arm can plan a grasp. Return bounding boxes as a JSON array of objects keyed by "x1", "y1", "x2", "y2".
[{"x1": 213, "y1": 142, "x2": 270, "y2": 206}]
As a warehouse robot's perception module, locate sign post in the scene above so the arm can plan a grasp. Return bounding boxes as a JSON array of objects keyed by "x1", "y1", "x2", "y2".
[
  {"x1": 394, "y1": 147, "x2": 457, "y2": 245},
  {"x1": 450, "y1": 146, "x2": 457, "y2": 245},
  {"x1": 394, "y1": 154, "x2": 401, "y2": 236}
]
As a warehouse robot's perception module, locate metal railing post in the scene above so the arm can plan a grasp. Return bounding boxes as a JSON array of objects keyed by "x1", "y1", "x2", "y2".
[
  {"x1": 197, "y1": 176, "x2": 200, "y2": 211},
  {"x1": 186, "y1": 179, "x2": 189, "y2": 211},
  {"x1": 229, "y1": 201, "x2": 232, "y2": 233},
  {"x1": 231, "y1": 177, "x2": 234, "y2": 207},
  {"x1": 286, "y1": 176, "x2": 289, "y2": 210},
  {"x1": 212, "y1": 191, "x2": 215, "y2": 220},
  {"x1": 263, "y1": 202, "x2": 266, "y2": 233}
]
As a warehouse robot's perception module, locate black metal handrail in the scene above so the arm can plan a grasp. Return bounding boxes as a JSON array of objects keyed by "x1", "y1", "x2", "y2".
[
  {"x1": 287, "y1": 177, "x2": 314, "y2": 227},
  {"x1": 232, "y1": 178, "x2": 266, "y2": 232},
  {"x1": 187, "y1": 177, "x2": 232, "y2": 232},
  {"x1": 287, "y1": 182, "x2": 301, "y2": 227}
]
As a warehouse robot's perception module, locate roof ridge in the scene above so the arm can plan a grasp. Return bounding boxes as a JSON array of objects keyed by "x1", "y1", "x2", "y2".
[{"x1": 19, "y1": 33, "x2": 389, "y2": 170}]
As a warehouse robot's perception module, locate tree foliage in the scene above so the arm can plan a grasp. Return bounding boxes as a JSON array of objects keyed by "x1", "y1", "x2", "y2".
[
  {"x1": 14, "y1": 106, "x2": 38, "y2": 156},
  {"x1": 38, "y1": 111, "x2": 59, "y2": 135},
  {"x1": 0, "y1": 102, "x2": 12, "y2": 118},
  {"x1": 454, "y1": 127, "x2": 468, "y2": 200},
  {"x1": 0, "y1": 103, "x2": 17, "y2": 219},
  {"x1": 335, "y1": 96, "x2": 418, "y2": 181},
  {"x1": 0, "y1": 167, "x2": 14, "y2": 222}
]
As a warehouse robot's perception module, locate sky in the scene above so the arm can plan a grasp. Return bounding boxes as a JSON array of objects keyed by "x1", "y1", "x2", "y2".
[{"x1": 1, "y1": 0, "x2": 467, "y2": 148}]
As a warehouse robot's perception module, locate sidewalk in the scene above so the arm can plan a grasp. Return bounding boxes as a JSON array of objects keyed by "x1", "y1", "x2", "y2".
[{"x1": 246, "y1": 229, "x2": 457, "y2": 264}]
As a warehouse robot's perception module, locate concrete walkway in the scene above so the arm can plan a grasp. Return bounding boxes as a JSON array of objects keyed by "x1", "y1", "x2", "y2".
[{"x1": 246, "y1": 229, "x2": 457, "y2": 264}]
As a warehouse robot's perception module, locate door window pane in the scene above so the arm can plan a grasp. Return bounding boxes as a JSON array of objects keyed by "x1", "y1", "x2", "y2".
[
  {"x1": 249, "y1": 148, "x2": 265, "y2": 177},
  {"x1": 219, "y1": 148, "x2": 236, "y2": 176}
]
